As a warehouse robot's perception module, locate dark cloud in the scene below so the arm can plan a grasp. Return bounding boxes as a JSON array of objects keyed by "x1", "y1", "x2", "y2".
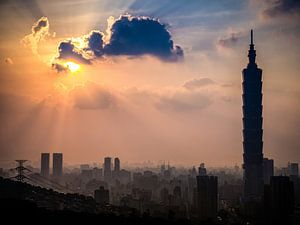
[
  {"x1": 217, "y1": 32, "x2": 241, "y2": 48},
  {"x1": 104, "y1": 15, "x2": 183, "y2": 61},
  {"x1": 51, "y1": 62, "x2": 68, "y2": 73},
  {"x1": 262, "y1": 0, "x2": 300, "y2": 18},
  {"x1": 21, "y1": 17, "x2": 50, "y2": 55},
  {"x1": 86, "y1": 31, "x2": 104, "y2": 57},
  {"x1": 71, "y1": 83, "x2": 117, "y2": 110},
  {"x1": 183, "y1": 78, "x2": 215, "y2": 90},
  {"x1": 53, "y1": 15, "x2": 184, "y2": 71},
  {"x1": 32, "y1": 17, "x2": 48, "y2": 33},
  {"x1": 57, "y1": 41, "x2": 91, "y2": 64}
]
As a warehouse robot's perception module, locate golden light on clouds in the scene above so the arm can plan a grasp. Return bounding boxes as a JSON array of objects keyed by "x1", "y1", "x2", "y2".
[{"x1": 65, "y1": 61, "x2": 80, "y2": 73}]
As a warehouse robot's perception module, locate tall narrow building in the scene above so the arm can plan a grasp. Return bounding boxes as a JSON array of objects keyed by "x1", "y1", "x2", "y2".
[
  {"x1": 41, "y1": 153, "x2": 50, "y2": 177},
  {"x1": 53, "y1": 153, "x2": 63, "y2": 178},
  {"x1": 196, "y1": 170, "x2": 218, "y2": 221},
  {"x1": 242, "y1": 30, "x2": 264, "y2": 201},
  {"x1": 114, "y1": 157, "x2": 120, "y2": 172},
  {"x1": 103, "y1": 157, "x2": 112, "y2": 182}
]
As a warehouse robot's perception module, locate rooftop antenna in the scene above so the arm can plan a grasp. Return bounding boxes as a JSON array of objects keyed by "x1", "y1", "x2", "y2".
[{"x1": 251, "y1": 29, "x2": 253, "y2": 45}]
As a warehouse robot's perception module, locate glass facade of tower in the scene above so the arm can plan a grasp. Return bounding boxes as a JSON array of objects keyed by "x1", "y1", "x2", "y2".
[{"x1": 242, "y1": 30, "x2": 264, "y2": 200}]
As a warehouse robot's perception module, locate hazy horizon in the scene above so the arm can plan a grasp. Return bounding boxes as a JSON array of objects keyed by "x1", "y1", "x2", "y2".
[{"x1": 1, "y1": 0, "x2": 299, "y2": 167}]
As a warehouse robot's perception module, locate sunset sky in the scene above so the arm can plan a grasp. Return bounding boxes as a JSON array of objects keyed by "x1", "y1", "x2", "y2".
[{"x1": 0, "y1": 0, "x2": 299, "y2": 167}]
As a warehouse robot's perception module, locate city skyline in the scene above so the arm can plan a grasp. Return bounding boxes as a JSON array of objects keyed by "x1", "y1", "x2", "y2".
[{"x1": 0, "y1": 0, "x2": 299, "y2": 167}]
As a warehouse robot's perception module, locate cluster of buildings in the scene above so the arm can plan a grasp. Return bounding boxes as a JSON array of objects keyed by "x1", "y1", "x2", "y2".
[{"x1": 40, "y1": 153, "x2": 63, "y2": 178}]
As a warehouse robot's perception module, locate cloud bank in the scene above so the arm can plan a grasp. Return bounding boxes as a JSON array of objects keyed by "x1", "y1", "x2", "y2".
[{"x1": 51, "y1": 15, "x2": 183, "y2": 72}]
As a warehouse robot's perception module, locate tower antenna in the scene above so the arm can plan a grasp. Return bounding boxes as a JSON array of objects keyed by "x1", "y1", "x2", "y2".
[{"x1": 251, "y1": 29, "x2": 253, "y2": 45}]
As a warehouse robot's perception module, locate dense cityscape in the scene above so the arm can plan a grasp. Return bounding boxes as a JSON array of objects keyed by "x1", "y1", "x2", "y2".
[{"x1": 0, "y1": 153, "x2": 299, "y2": 224}]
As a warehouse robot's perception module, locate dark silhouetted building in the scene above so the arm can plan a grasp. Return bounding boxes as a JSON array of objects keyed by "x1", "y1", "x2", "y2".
[
  {"x1": 53, "y1": 153, "x2": 63, "y2": 177},
  {"x1": 242, "y1": 30, "x2": 264, "y2": 202},
  {"x1": 288, "y1": 162, "x2": 299, "y2": 177},
  {"x1": 263, "y1": 158, "x2": 274, "y2": 184},
  {"x1": 114, "y1": 157, "x2": 120, "y2": 172},
  {"x1": 264, "y1": 176, "x2": 294, "y2": 222},
  {"x1": 198, "y1": 163, "x2": 207, "y2": 176},
  {"x1": 94, "y1": 186, "x2": 109, "y2": 205},
  {"x1": 41, "y1": 153, "x2": 50, "y2": 177},
  {"x1": 196, "y1": 174, "x2": 218, "y2": 221},
  {"x1": 104, "y1": 157, "x2": 112, "y2": 182}
]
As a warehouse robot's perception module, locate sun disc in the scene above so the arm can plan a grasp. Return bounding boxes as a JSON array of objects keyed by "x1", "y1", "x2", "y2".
[{"x1": 65, "y1": 61, "x2": 80, "y2": 72}]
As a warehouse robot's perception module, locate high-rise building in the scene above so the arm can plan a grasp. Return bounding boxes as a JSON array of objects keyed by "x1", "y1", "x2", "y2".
[
  {"x1": 242, "y1": 30, "x2": 264, "y2": 201},
  {"x1": 53, "y1": 153, "x2": 63, "y2": 177},
  {"x1": 40, "y1": 153, "x2": 50, "y2": 177},
  {"x1": 288, "y1": 162, "x2": 299, "y2": 177},
  {"x1": 198, "y1": 163, "x2": 207, "y2": 176},
  {"x1": 264, "y1": 176, "x2": 294, "y2": 222},
  {"x1": 263, "y1": 158, "x2": 274, "y2": 184},
  {"x1": 103, "y1": 157, "x2": 112, "y2": 182},
  {"x1": 94, "y1": 186, "x2": 109, "y2": 205},
  {"x1": 114, "y1": 157, "x2": 120, "y2": 172},
  {"x1": 196, "y1": 175, "x2": 218, "y2": 221}
]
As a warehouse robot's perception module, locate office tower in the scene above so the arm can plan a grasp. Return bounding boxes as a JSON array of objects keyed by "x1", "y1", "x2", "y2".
[
  {"x1": 114, "y1": 157, "x2": 120, "y2": 172},
  {"x1": 264, "y1": 176, "x2": 294, "y2": 222},
  {"x1": 263, "y1": 158, "x2": 274, "y2": 184},
  {"x1": 53, "y1": 153, "x2": 63, "y2": 177},
  {"x1": 196, "y1": 175, "x2": 218, "y2": 221},
  {"x1": 40, "y1": 153, "x2": 50, "y2": 177},
  {"x1": 242, "y1": 30, "x2": 264, "y2": 201},
  {"x1": 103, "y1": 157, "x2": 112, "y2": 182},
  {"x1": 94, "y1": 186, "x2": 109, "y2": 205},
  {"x1": 198, "y1": 163, "x2": 207, "y2": 176},
  {"x1": 288, "y1": 162, "x2": 299, "y2": 176}
]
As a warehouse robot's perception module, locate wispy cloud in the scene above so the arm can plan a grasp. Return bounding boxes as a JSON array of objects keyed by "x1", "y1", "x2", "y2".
[{"x1": 21, "y1": 17, "x2": 52, "y2": 56}]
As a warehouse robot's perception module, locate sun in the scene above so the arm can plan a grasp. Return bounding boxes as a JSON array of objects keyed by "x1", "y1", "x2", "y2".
[{"x1": 65, "y1": 61, "x2": 80, "y2": 73}]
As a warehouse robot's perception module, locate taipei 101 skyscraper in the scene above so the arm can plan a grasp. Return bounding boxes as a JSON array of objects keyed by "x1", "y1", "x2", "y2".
[{"x1": 242, "y1": 30, "x2": 264, "y2": 202}]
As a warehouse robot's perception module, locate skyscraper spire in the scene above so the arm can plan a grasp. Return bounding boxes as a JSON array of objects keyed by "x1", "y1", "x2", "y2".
[
  {"x1": 248, "y1": 29, "x2": 256, "y2": 66},
  {"x1": 242, "y1": 29, "x2": 264, "y2": 209}
]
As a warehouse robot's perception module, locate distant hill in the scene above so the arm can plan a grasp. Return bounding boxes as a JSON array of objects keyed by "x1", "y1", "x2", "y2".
[{"x1": 0, "y1": 177, "x2": 192, "y2": 225}]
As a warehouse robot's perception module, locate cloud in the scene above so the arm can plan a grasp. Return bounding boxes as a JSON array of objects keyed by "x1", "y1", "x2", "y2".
[
  {"x1": 123, "y1": 78, "x2": 217, "y2": 112},
  {"x1": 87, "y1": 31, "x2": 104, "y2": 57},
  {"x1": 57, "y1": 41, "x2": 91, "y2": 64},
  {"x1": 4, "y1": 58, "x2": 13, "y2": 65},
  {"x1": 21, "y1": 17, "x2": 50, "y2": 55},
  {"x1": 183, "y1": 78, "x2": 215, "y2": 90},
  {"x1": 70, "y1": 82, "x2": 117, "y2": 110},
  {"x1": 155, "y1": 90, "x2": 213, "y2": 112},
  {"x1": 262, "y1": 0, "x2": 300, "y2": 18},
  {"x1": 104, "y1": 15, "x2": 183, "y2": 61},
  {"x1": 217, "y1": 31, "x2": 242, "y2": 48},
  {"x1": 52, "y1": 15, "x2": 183, "y2": 72},
  {"x1": 51, "y1": 62, "x2": 68, "y2": 73}
]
